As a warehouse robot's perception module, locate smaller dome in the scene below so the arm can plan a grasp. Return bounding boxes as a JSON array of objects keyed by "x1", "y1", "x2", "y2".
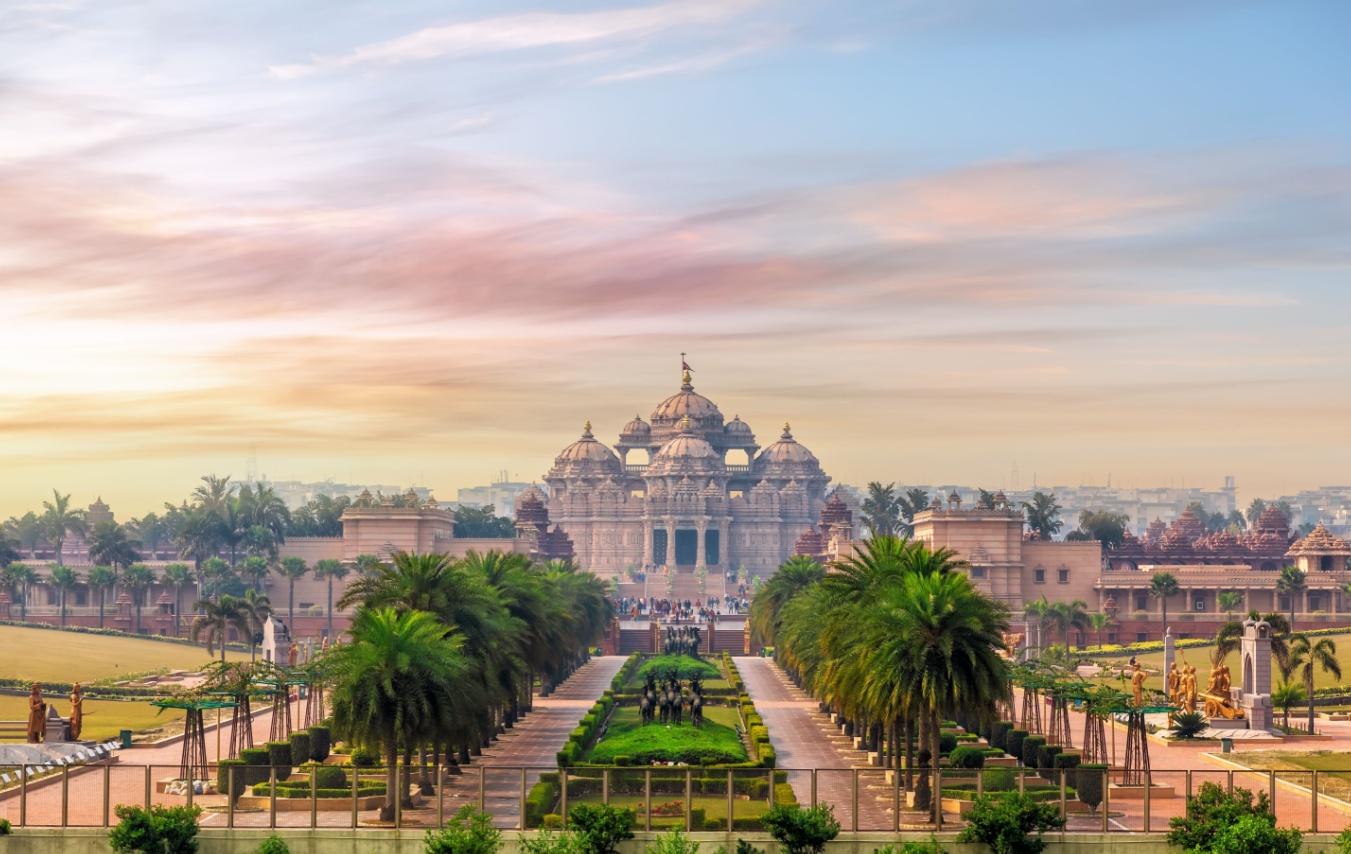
[
  {"x1": 622, "y1": 414, "x2": 651, "y2": 437},
  {"x1": 1256, "y1": 504, "x2": 1291, "y2": 532},
  {"x1": 755, "y1": 424, "x2": 820, "y2": 466},
  {"x1": 553, "y1": 422, "x2": 623, "y2": 469},
  {"x1": 726, "y1": 416, "x2": 753, "y2": 435}
]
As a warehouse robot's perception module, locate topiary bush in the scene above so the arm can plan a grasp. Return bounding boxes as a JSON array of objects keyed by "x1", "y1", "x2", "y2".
[
  {"x1": 350, "y1": 748, "x2": 377, "y2": 767},
  {"x1": 939, "y1": 732, "x2": 958, "y2": 755},
  {"x1": 990, "y1": 722, "x2": 1010, "y2": 752},
  {"x1": 216, "y1": 760, "x2": 247, "y2": 803},
  {"x1": 288, "y1": 734, "x2": 311, "y2": 772},
  {"x1": 307, "y1": 726, "x2": 331, "y2": 761},
  {"x1": 1053, "y1": 753, "x2": 1080, "y2": 790},
  {"x1": 1005, "y1": 730, "x2": 1028, "y2": 763},
  {"x1": 983, "y1": 767, "x2": 1016, "y2": 792},
  {"x1": 1076, "y1": 764, "x2": 1106, "y2": 813},
  {"x1": 948, "y1": 746, "x2": 986, "y2": 769},
  {"x1": 1037, "y1": 745, "x2": 1062, "y2": 771},
  {"x1": 310, "y1": 763, "x2": 346, "y2": 790},
  {"x1": 760, "y1": 803, "x2": 841, "y2": 854},
  {"x1": 1020, "y1": 736, "x2": 1046, "y2": 769},
  {"x1": 240, "y1": 747, "x2": 271, "y2": 785},
  {"x1": 265, "y1": 742, "x2": 292, "y2": 779}
]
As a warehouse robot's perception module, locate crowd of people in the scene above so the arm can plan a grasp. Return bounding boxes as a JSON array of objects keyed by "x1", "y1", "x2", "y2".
[{"x1": 611, "y1": 594, "x2": 750, "y2": 622}]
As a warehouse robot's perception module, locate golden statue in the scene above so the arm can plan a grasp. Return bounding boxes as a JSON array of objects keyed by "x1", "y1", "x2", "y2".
[
  {"x1": 1203, "y1": 664, "x2": 1243, "y2": 719},
  {"x1": 1180, "y1": 665, "x2": 1198, "y2": 714},
  {"x1": 1131, "y1": 663, "x2": 1147, "y2": 707},
  {"x1": 27, "y1": 683, "x2": 45, "y2": 743},
  {"x1": 69, "y1": 683, "x2": 84, "y2": 741},
  {"x1": 1166, "y1": 663, "x2": 1181, "y2": 704}
]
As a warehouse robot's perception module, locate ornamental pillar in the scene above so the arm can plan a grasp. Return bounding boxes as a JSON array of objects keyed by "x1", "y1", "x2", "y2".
[
  {"x1": 642, "y1": 521, "x2": 654, "y2": 567},
  {"x1": 696, "y1": 521, "x2": 708, "y2": 567}
]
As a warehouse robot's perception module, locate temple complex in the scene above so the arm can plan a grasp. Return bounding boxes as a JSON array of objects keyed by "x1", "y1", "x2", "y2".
[
  {"x1": 1106, "y1": 504, "x2": 1297, "y2": 571},
  {"x1": 532, "y1": 369, "x2": 845, "y2": 577}
]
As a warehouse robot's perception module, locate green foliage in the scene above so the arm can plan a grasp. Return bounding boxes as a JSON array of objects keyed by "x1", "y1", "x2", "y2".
[
  {"x1": 256, "y1": 835, "x2": 289, "y2": 854},
  {"x1": 216, "y1": 760, "x2": 247, "y2": 801},
  {"x1": 521, "y1": 830, "x2": 587, "y2": 854},
  {"x1": 1170, "y1": 712, "x2": 1208, "y2": 740},
  {"x1": 0, "y1": 818, "x2": 11, "y2": 835},
  {"x1": 565, "y1": 803, "x2": 636, "y2": 854},
  {"x1": 1076, "y1": 765, "x2": 1106, "y2": 812},
  {"x1": 108, "y1": 804, "x2": 203, "y2": 854},
  {"x1": 955, "y1": 792, "x2": 1065, "y2": 854},
  {"x1": 760, "y1": 803, "x2": 841, "y2": 854},
  {"x1": 1020, "y1": 736, "x2": 1046, "y2": 768},
  {"x1": 587, "y1": 719, "x2": 747, "y2": 766},
  {"x1": 989, "y1": 722, "x2": 1010, "y2": 751},
  {"x1": 351, "y1": 748, "x2": 377, "y2": 767},
  {"x1": 288, "y1": 733, "x2": 311, "y2": 770},
  {"x1": 424, "y1": 805, "x2": 503, "y2": 854},
  {"x1": 734, "y1": 841, "x2": 766, "y2": 854},
  {"x1": 265, "y1": 741, "x2": 292, "y2": 779},
  {"x1": 1005, "y1": 730, "x2": 1028, "y2": 762},
  {"x1": 983, "y1": 767, "x2": 1016, "y2": 792},
  {"x1": 939, "y1": 732, "x2": 958, "y2": 754},
  {"x1": 649, "y1": 828, "x2": 700, "y2": 854},
  {"x1": 637, "y1": 655, "x2": 719, "y2": 682},
  {"x1": 1210, "y1": 815, "x2": 1301, "y2": 854},
  {"x1": 1168, "y1": 782, "x2": 1280, "y2": 854},
  {"x1": 948, "y1": 746, "x2": 986, "y2": 769},
  {"x1": 1036, "y1": 745, "x2": 1062, "y2": 770},
  {"x1": 309, "y1": 764, "x2": 347, "y2": 790},
  {"x1": 1052, "y1": 753, "x2": 1080, "y2": 790},
  {"x1": 873, "y1": 838, "x2": 945, "y2": 854},
  {"x1": 307, "y1": 726, "x2": 331, "y2": 761}
]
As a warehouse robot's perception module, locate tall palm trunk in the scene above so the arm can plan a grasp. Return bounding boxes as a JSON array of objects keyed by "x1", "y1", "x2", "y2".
[
  {"x1": 1308, "y1": 673, "x2": 1317, "y2": 734},
  {"x1": 59, "y1": 591, "x2": 67, "y2": 627},
  {"x1": 98, "y1": 590, "x2": 107, "y2": 628},
  {"x1": 382, "y1": 732, "x2": 399, "y2": 823}
]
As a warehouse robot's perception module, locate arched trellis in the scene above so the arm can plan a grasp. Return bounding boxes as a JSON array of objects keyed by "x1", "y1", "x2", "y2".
[
  {"x1": 254, "y1": 663, "x2": 306, "y2": 744},
  {"x1": 201, "y1": 661, "x2": 269, "y2": 759}
]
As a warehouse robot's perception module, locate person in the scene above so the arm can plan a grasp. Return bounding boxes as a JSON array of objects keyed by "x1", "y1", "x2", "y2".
[
  {"x1": 69, "y1": 683, "x2": 84, "y2": 741},
  {"x1": 27, "y1": 683, "x2": 45, "y2": 743}
]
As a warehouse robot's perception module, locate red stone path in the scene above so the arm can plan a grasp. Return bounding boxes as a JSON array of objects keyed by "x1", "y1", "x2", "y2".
[{"x1": 0, "y1": 657, "x2": 626, "y2": 831}]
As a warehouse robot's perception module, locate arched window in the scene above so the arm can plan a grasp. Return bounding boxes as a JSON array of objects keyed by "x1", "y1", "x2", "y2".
[{"x1": 724, "y1": 449, "x2": 751, "y2": 467}]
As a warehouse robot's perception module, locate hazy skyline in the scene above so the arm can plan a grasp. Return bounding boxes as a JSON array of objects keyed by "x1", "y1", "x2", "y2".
[{"x1": 3, "y1": 1, "x2": 1349, "y2": 518}]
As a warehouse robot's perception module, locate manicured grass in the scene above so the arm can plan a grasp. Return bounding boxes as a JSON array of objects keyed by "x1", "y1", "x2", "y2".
[
  {"x1": 0, "y1": 694, "x2": 185, "y2": 742},
  {"x1": 567, "y1": 793, "x2": 772, "y2": 828},
  {"x1": 1227, "y1": 751, "x2": 1351, "y2": 803},
  {"x1": 0, "y1": 624, "x2": 247, "y2": 684},
  {"x1": 634, "y1": 655, "x2": 721, "y2": 685},
  {"x1": 588, "y1": 706, "x2": 747, "y2": 765}
]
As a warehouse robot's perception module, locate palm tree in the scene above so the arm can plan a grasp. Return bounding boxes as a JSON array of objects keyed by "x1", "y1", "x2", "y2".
[
  {"x1": 175, "y1": 508, "x2": 223, "y2": 579},
  {"x1": 1149, "y1": 572, "x2": 1180, "y2": 640},
  {"x1": 190, "y1": 595, "x2": 251, "y2": 661},
  {"x1": 1046, "y1": 600, "x2": 1090, "y2": 663},
  {"x1": 1023, "y1": 597, "x2": 1051, "y2": 655},
  {"x1": 86, "y1": 522, "x2": 142, "y2": 580},
  {"x1": 1246, "y1": 498, "x2": 1267, "y2": 527},
  {"x1": 1021, "y1": 492, "x2": 1063, "y2": 541},
  {"x1": 1, "y1": 563, "x2": 38, "y2": 621},
  {"x1": 1271, "y1": 679, "x2": 1305, "y2": 729},
  {"x1": 749, "y1": 555, "x2": 825, "y2": 647},
  {"x1": 129, "y1": 513, "x2": 168, "y2": 560},
  {"x1": 6, "y1": 512, "x2": 46, "y2": 558},
  {"x1": 897, "y1": 488, "x2": 931, "y2": 537},
  {"x1": 1277, "y1": 566, "x2": 1307, "y2": 629},
  {"x1": 1289, "y1": 633, "x2": 1341, "y2": 734},
  {"x1": 240, "y1": 556, "x2": 270, "y2": 593},
  {"x1": 192, "y1": 474, "x2": 237, "y2": 512},
  {"x1": 278, "y1": 556, "x2": 309, "y2": 625},
  {"x1": 41, "y1": 490, "x2": 87, "y2": 566},
  {"x1": 1218, "y1": 591, "x2": 1244, "y2": 624},
  {"x1": 49, "y1": 565, "x2": 80, "y2": 627},
  {"x1": 860, "y1": 482, "x2": 901, "y2": 538},
  {"x1": 161, "y1": 563, "x2": 195, "y2": 636},
  {"x1": 86, "y1": 566, "x2": 116, "y2": 628},
  {"x1": 238, "y1": 589, "x2": 273, "y2": 661},
  {"x1": 238, "y1": 483, "x2": 289, "y2": 547},
  {"x1": 314, "y1": 558, "x2": 349, "y2": 641},
  {"x1": 122, "y1": 564, "x2": 157, "y2": 634},
  {"x1": 1088, "y1": 612, "x2": 1112, "y2": 651},
  {"x1": 200, "y1": 557, "x2": 230, "y2": 601},
  {"x1": 329, "y1": 608, "x2": 469, "y2": 822}
]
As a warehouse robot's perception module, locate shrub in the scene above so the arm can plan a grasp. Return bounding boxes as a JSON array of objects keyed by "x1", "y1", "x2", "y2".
[
  {"x1": 266, "y1": 742, "x2": 292, "y2": 779},
  {"x1": 948, "y1": 746, "x2": 986, "y2": 769},
  {"x1": 612, "y1": 755, "x2": 630, "y2": 767},
  {"x1": 1076, "y1": 764, "x2": 1106, "y2": 813},
  {"x1": 955, "y1": 792, "x2": 1065, "y2": 854},
  {"x1": 1212, "y1": 815, "x2": 1301, "y2": 854},
  {"x1": 760, "y1": 803, "x2": 841, "y2": 854},
  {"x1": 288, "y1": 734, "x2": 311, "y2": 771},
  {"x1": 108, "y1": 804, "x2": 203, "y2": 854},
  {"x1": 310, "y1": 764, "x2": 347, "y2": 790},
  {"x1": 308, "y1": 726, "x2": 331, "y2": 761},
  {"x1": 257, "y1": 835, "x2": 289, "y2": 854},
  {"x1": 1170, "y1": 712, "x2": 1208, "y2": 740},
  {"x1": 351, "y1": 748, "x2": 377, "y2": 767},
  {"x1": 239, "y1": 747, "x2": 271, "y2": 785},
  {"x1": 1052, "y1": 753, "x2": 1080, "y2": 790},
  {"x1": 873, "y1": 839, "x2": 945, "y2": 854},
  {"x1": 1020, "y1": 737, "x2": 1046, "y2": 769},
  {"x1": 649, "y1": 828, "x2": 700, "y2": 854},
  {"x1": 522, "y1": 830, "x2": 587, "y2": 854},
  {"x1": 1005, "y1": 730, "x2": 1028, "y2": 763},
  {"x1": 990, "y1": 722, "x2": 1010, "y2": 752},
  {"x1": 1037, "y1": 745, "x2": 1062, "y2": 771},
  {"x1": 0, "y1": 818, "x2": 11, "y2": 835},
  {"x1": 983, "y1": 767, "x2": 1016, "y2": 792},
  {"x1": 217, "y1": 760, "x2": 247, "y2": 802},
  {"x1": 424, "y1": 805, "x2": 503, "y2": 854},
  {"x1": 939, "y1": 732, "x2": 958, "y2": 755},
  {"x1": 566, "y1": 803, "x2": 636, "y2": 854},
  {"x1": 1168, "y1": 782, "x2": 1281, "y2": 854}
]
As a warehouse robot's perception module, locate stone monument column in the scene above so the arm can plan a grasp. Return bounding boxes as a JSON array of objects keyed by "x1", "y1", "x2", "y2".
[
  {"x1": 642, "y1": 521, "x2": 654, "y2": 566},
  {"x1": 1238, "y1": 619, "x2": 1273, "y2": 731},
  {"x1": 1163, "y1": 629, "x2": 1175, "y2": 684},
  {"x1": 664, "y1": 520, "x2": 676, "y2": 567},
  {"x1": 718, "y1": 519, "x2": 731, "y2": 570},
  {"x1": 696, "y1": 520, "x2": 708, "y2": 567}
]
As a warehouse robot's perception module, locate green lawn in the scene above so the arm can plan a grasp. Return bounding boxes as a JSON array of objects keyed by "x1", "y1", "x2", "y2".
[
  {"x1": 566, "y1": 793, "x2": 773, "y2": 829},
  {"x1": 1085, "y1": 646, "x2": 1348, "y2": 693},
  {"x1": 588, "y1": 706, "x2": 747, "y2": 765},
  {"x1": 0, "y1": 624, "x2": 247, "y2": 684},
  {"x1": 0, "y1": 694, "x2": 185, "y2": 742},
  {"x1": 634, "y1": 655, "x2": 721, "y2": 686}
]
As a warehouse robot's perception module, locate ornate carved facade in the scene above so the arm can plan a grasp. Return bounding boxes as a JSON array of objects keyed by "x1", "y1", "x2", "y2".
[{"x1": 528, "y1": 370, "x2": 834, "y2": 577}]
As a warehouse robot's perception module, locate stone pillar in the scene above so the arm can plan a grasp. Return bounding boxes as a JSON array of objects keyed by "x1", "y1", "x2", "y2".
[
  {"x1": 696, "y1": 521, "x2": 708, "y2": 568},
  {"x1": 642, "y1": 521, "x2": 654, "y2": 566},
  {"x1": 664, "y1": 521, "x2": 676, "y2": 567},
  {"x1": 718, "y1": 520, "x2": 730, "y2": 571},
  {"x1": 1239, "y1": 619, "x2": 1273, "y2": 731},
  {"x1": 1163, "y1": 629, "x2": 1175, "y2": 683}
]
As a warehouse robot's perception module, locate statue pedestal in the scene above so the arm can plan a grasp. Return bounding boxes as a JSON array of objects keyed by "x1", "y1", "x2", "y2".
[{"x1": 1207, "y1": 717, "x2": 1249, "y2": 730}]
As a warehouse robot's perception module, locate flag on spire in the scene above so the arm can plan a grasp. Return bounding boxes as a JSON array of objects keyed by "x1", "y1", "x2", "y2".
[{"x1": 681, "y1": 351, "x2": 694, "y2": 372}]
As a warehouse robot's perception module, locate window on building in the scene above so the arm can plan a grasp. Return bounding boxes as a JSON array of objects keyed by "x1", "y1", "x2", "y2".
[
  {"x1": 1107, "y1": 633, "x2": 1118, "y2": 644},
  {"x1": 1194, "y1": 597, "x2": 1206, "y2": 612},
  {"x1": 1033, "y1": 568, "x2": 1045, "y2": 583},
  {"x1": 1057, "y1": 569, "x2": 1069, "y2": 583},
  {"x1": 971, "y1": 566, "x2": 986, "y2": 579},
  {"x1": 1279, "y1": 595, "x2": 1292, "y2": 612},
  {"x1": 1135, "y1": 593, "x2": 1148, "y2": 612},
  {"x1": 1137, "y1": 632, "x2": 1148, "y2": 643}
]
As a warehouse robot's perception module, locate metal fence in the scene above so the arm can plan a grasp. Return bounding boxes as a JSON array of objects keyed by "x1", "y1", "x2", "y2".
[{"x1": 0, "y1": 763, "x2": 1346, "y2": 834}]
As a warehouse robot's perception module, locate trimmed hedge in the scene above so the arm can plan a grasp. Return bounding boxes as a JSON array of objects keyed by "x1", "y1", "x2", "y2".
[
  {"x1": 251, "y1": 782, "x2": 385, "y2": 799},
  {"x1": 990, "y1": 722, "x2": 1011, "y2": 752},
  {"x1": 309, "y1": 764, "x2": 346, "y2": 789},
  {"x1": 240, "y1": 747, "x2": 272, "y2": 785},
  {"x1": 266, "y1": 742, "x2": 292, "y2": 780},
  {"x1": 1054, "y1": 752, "x2": 1081, "y2": 789},
  {"x1": 1022, "y1": 736, "x2": 1046, "y2": 768},
  {"x1": 1005, "y1": 730, "x2": 1029, "y2": 765},
  {"x1": 948, "y1": 746, "x2": 986, "y2": 769},
  {"x1": 1077, "y1": 763, "x2": 1106, "y2": 812},
  {"x1": 308, "y1": 726, "x2": 331, "y2": 761},
  {"x1": 1038, "y1": 744, "x2": 1063, "y2": 771},
  {"x1": 288, "y1": 734, "x2": 311, "y2": 772},
  {"x1": 217, "y1": 759, "x2": 247, "y2": 801},
  {"x1": 939, "y1": 732, "x2": 958, "y2": 755}
]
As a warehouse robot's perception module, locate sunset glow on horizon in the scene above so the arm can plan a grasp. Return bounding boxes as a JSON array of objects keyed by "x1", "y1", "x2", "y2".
[{"x1": 3, "y1": 0, "x2": 1350, "y2": 517}]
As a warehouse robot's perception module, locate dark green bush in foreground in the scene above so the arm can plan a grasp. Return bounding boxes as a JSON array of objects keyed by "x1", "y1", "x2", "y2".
[
  {"x1": 760, "y1": 803, "x2": 841, "y2": 854},
  {"x1": 108, "y1": 804, "x2": 202, "y2": 854},
  {"x1": 956, "y1": 792, "x2": 1065, "y2": 854}
]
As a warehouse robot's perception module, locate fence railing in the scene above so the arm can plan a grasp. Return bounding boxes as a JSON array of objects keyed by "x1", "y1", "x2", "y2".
[{"x1": 1, "y1": 762, "x2": 1349, "y2": 833}]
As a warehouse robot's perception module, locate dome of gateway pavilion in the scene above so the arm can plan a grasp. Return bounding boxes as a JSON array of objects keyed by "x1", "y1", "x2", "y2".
[{"x1": 541, "y1": 365, "x2": 844, "y2": 578}]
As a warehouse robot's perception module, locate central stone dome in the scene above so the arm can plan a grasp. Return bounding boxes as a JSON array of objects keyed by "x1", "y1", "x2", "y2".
[
  {"x1": 647, "y1": 415, "x2": 724, "y2": 477},
  {"x1": 650, "y1": 371, "x2": 725, "y2": 433}
]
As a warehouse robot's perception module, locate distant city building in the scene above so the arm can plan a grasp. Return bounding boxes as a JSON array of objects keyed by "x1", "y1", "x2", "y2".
[
  {"x1": 250, "y1": 479, "x2": 429, "y2": 509},
  {"x1": 456, "y1": 474, "x2": 543, "y2": 518}
]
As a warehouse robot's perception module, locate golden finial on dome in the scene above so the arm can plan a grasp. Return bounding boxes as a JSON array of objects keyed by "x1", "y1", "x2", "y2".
[
  {"x1": 783, "y1": 422, "x2": 791, "y2": 433},
  {"x1": 680, "y1": 415, "x2": 692, "y2": 431},
  {"x1": 681, "y1": 369, "x2": 692, "y2": 386}
]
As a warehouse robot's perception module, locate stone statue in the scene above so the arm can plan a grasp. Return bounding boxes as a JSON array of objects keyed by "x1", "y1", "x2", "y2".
[
  {"x1": 1181, "y1": 665, "x2": 1198, "y2": 714},
  {"x1": 1131, "y1": 663, "x2": 1147, "y2": 707},
  {"x1": 27, "y1": 683, "x2": 45, "y2": 743},
  {"x1": 1167, "y1": 663, "x2": 1181, "y2": 704},
  {"x1": 69, "y1": 683, "x2": 84, "y2": 741}
]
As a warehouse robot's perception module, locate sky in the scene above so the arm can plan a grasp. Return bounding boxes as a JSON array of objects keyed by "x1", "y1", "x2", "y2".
[{"x1": 2, "y1": 0, "x2": 1350, "y2": 518}]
